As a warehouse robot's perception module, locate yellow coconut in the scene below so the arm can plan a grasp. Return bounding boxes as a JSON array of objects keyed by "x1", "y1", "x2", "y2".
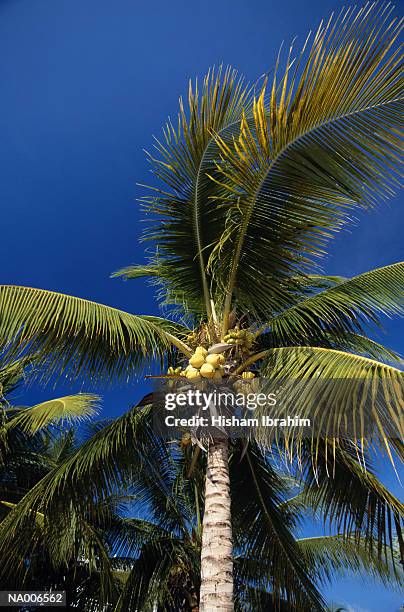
[
  {"x1": 195, "y1": 346, "x2": 208, "y2": 357},
  {"x1": 205, "y1": 353, "x2": 222, "y2": 367},
  {"x1": 186, "y1": 368, "x2": 201, "y2": 381},
  {"x1": 200, "y1": 363, "x2": 215, "y2": 378},
  {"x1": 189, "y1": 354, "x2": 205, "y2": 368}
]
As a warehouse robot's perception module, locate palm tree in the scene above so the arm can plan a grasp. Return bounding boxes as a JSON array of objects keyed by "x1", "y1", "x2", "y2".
[
  {"x1": 0, "y1": 3, "x2": 403, "y2": 609},
  {"x1": 0, "y1": 358, "x2": 140, "y2": 609},
  {"x1": 0, "y1": 402, "x2": 401, "y2": 610}
]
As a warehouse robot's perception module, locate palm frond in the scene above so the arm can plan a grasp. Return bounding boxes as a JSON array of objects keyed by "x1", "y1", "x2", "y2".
[
  {"x1": 292, "y1": 275, "x2": 347, "y2": 292},
  {"x1": 0, "y1": 500, "x2": 45, "y2": 527},
  {"x1": 0, "y1": 395, "x2": 195, "y2": 580},
  {"x1": 258, "y1": 346, "x2": 404, "y2": 449},
  {"x1": 234, "y1": 583, "x2": 292, "y2": 612},
  {"x1": 299, "y1": 439, "x2": 404, "y2": 565},
  {"x1": 330, "y1": 333, "x2": 402, "y2": 364},
  {"x1": 257, "y1": 328, "x2": 402, "y2": 363},
  {"x1": 270, "y1": 262, "x2": 404, "y2": 345},
  {"x1": 140, "y1": 65, "x2": 254, "y2": 315},
  {"x1": 298, "y1": 534, "x2": 403, "y2": 587},
  {"x1": 0, "y1": 357, "x2": 29, "y2": 398},
  {"x1": 5, "y1": 394, "x2": 99, "y2": 434},
  {"x1": 208, "y1": 3, "x2": 403, "y2": 320},
  {"x1": 0, "y1": 285, "x2": 191, "y2": 380},
  {"x1": 114, "y1": 537, "x2": 199, "y2": 612},
  {"x1": 230, "y1": 442, "x2": 325, "y2": 610},
  {"x1": 111, "y1": 264, "x2": 160, "y2": 280},
  {"x1": 0, "y1": 404, "x2": 150, "y2": 569},
  {"x1": 46, "y1": 428, "x2": 77, "y2": 463}
]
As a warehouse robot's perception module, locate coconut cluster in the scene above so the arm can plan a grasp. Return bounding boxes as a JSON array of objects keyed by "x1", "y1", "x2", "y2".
[
  {"x1": 223, "y1": 328, "x2": 255, "y2": 351},
  {"x1": 184, "y1": 346, "x2": 225, "y2": 382}
]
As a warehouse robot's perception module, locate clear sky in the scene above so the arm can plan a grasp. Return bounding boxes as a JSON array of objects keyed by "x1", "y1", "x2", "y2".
[{"x1": 0, "y1": 1, "x2": 403, "y2": 609}]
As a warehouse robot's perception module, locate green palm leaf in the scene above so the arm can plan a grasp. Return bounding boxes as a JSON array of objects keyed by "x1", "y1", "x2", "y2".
[
  {"x1": 208, "y1": 3, "x2": 403, "y2": 323},
  {"x1": 5, "y1": 394, "x2": 99, "y2": 434},
  {"x1": 327, "y1": 333, "x2": 401, "y2": 364},
  {"x1": 0, "y1": 358, "x2": 26, "y2": 398},
  {"x1": 270, "y1": 262, "x2": 404, "y2": 345},
  {"x1": 292, "y1": 275, "x2": 347, "y2": 293},
  {"x1": 111, "y1": 264, "x2": 161, "y2": 281},
  {"x1": 140, "y1": 65, "x2": 253, "y2": 316},
  {"x1": 297, "y1": 534, "x2": 402, "y2": 587},
  {"x1": 0, "y1": 501, "x2": 45, "y2": 528},
  {"x1": 299, "y1": 439, "x2": 404, "y2": 562},
  {"x1": 257, "y1": 346, "x2": 404, "y2": 454},
  {"x1": 231, "y1": 442, "x2": 325, "y2": 610},
  {"x1": 113, "y1": 538, "x2": 199, "y2": 612},
  {"x1": 0, "y1": 395, "x2": 194, "y2": 579},
  {"x1": 0, "y1": 286, "x2": 191, "y2": 380}
]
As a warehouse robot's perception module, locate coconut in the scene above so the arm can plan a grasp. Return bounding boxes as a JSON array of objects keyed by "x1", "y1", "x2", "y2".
[
  {"x1": 189, "y1": 354, "x2": 205, "y2": 368},
  {"x1": 205, "y1": 354, "x2": 222, "y2": 367},
  {"x1": 186, "y1": 366, "x2": 198, "y2": 374},
  {"x1": 195, "y1": 346, "x2": 208, "y2": 357},
  {"x1": 186, "y1": 368, "x2": 201, "y2": 381},
  {"x1": 200, "y1": 363, "x2": 215, "y2": 378}
]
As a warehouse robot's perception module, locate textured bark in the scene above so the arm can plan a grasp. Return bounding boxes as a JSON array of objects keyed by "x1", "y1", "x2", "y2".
[{"x1": 199, "y1": 437, "x2": 233, "y2": 611}]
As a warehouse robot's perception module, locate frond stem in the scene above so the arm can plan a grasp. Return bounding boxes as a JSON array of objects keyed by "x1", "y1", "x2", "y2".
[{"x1": 163, "y1": 331, "x2": 193, "y2": 357}]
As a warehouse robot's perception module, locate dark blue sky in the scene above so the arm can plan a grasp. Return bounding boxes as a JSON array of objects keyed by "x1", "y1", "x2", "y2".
[{"x1": 0, "y1": 1, "x2": 403, "y2": 609}]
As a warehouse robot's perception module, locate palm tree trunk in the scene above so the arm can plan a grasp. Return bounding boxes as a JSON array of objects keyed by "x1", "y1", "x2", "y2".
[{"x1": 199, "y1": 437, "x2": 233, "y2": 611}]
